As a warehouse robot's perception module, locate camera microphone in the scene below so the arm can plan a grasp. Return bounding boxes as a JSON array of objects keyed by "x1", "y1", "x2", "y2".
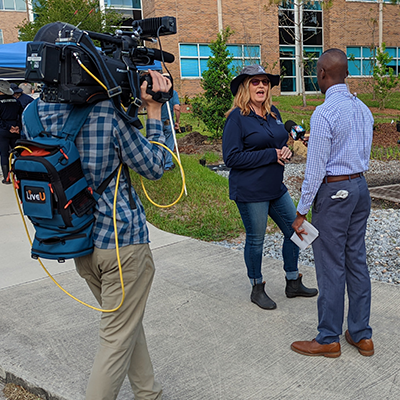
[
  {"x1": 134, "y1": 47, "x2": 175, "y2": 63},
  {"x1": 285, "y1": 120, "x2": 306, "y2": 141}
]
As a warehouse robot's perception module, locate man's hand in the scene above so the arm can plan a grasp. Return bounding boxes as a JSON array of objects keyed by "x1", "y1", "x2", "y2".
[
  {"x1": 292, "y1": 213, "x2": 307, "y2": 240},
  {"x1": 174, "y1": 122, "x2": 180, "y2": 131},
  {"x1": 140, "y1": 71, "x2": 172, "y2": 120},
  {"x1": 276, "y1": 146, "x2": 292, "y2": 166},
  {"x1": 300, "y1": 135, "x2": 309, "y2": 147},
  {"x1": 10, "y1": 126, "x2": 20, "y2": 134}
]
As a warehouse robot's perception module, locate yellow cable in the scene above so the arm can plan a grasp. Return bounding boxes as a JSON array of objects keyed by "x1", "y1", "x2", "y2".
[
  {"x1": 10, "y1": 152, "x2": 125, "y2": 313},
  {"x1": 75, "y1": 57, "x2": 187, "y2": 205},
  {"x1": 140, "y1": 141, "x2": 186, "y2": 208},
  {"x1": 74, "y1": 54, "x2": 127, "y2": 112}
]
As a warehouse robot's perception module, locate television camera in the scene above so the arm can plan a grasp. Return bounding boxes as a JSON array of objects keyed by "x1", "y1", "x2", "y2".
[{"x1": 25, "y1": 17, "x2": 177, "y2": 128}]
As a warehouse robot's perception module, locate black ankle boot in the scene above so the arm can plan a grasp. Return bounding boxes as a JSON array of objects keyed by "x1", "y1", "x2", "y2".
[
  {"x1": 251, "y1": 282, "x2": 277, "y2": 309},
  {"x1": 285, "y1": 273, "x2": 318, "y2": 298}
]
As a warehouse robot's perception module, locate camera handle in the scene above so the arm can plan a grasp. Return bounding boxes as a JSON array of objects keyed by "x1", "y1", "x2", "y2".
[{"x1": 140, "y1": 74, "x2": 173, "y2": 103}]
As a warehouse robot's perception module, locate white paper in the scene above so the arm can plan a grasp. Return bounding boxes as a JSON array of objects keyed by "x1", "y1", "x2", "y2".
[{"x1": 290, "y1": 220, "x2": 319, "y2": 250}]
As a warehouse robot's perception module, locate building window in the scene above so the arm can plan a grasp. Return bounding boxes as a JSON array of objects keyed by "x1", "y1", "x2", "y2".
[
  {"x1": 104, "y1": 0, "x2": 142, "y2": 20},
  {"x1": 346, "y1": 0, "x2": 396, "y2": 3},
  {"x1": 179, "y1": 43, "x2": 261, "y2": 78},
  {"x1": 279, "y1": 0, "x2": 323, "y2": 93},
  {"x1": 0, "y1": 29, "x2": 3, "y2": 44},
  {"x1": 0, "y1": 0, "x2": 26, "y2": 11},
  {"x1": 347, "y1": 46, "x2": 400, "y2": 76}
]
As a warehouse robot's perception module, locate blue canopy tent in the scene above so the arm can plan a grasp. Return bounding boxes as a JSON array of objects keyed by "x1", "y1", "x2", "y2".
[
  {"x1": 0, "y1": 42, "x2": 28, "y2": 80},
  {"x1": 0, "y1": 41, "x2": 163, "y2": 81}
]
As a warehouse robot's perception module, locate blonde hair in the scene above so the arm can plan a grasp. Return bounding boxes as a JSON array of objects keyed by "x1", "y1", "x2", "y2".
[{"x1": 225, "y1": 76, "x2": 276, "y2": 119}]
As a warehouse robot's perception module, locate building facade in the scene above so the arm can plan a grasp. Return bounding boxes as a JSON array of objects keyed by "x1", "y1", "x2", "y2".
[
  {"x1": 1, "y1": 0, "x2": 399, "y2": 97},
  {"x1": 0, "y1": 0, "x2": 30, "y2": 44},
  {"x1": 142, "y1": 0, "x2": 400, "y2": 97}
]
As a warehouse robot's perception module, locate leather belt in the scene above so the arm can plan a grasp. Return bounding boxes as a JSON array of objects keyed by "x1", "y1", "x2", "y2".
[{"x1": 323, "y1": 173, "x2": 363, "y2": 184}]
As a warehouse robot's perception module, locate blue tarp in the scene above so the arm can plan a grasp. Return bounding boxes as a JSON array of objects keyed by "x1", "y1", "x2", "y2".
[
  {"x1": 0, "y1": 42, "x2": 28, "y2": 80},
  {"x1": 0, "y1": 42, "x2": 28, "y2": 69}
]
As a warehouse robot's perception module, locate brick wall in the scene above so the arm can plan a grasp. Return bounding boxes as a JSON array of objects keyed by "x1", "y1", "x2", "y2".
[
  {"x1": 142, "y1": 0, "x2": 279, "y2": 98},
  {"x1": 143, "y1": 0, "x2": 400, "y2": 99},
  {"x1": 0, "y1": 11, "x2": 29, "y2": 43}
]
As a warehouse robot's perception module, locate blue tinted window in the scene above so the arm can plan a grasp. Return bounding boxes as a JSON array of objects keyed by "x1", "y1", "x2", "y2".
[
  {"x1": 227, "y1": 45, "x2": 242, "y2": 57},
  {"x1": 106, "y1": 0, "x2": 140, "y2": 7},
  {"x1": 199, "y1": 45, "x2": 212, "y2": 57},
  {"x1": 15, "y1": 0, "x2": 25, "y2": 10},
  {"x1": 347, "y1": 47, "x2": 361, "y2": 58},
  {"x1": 3, "y1": 0, "x2": 15, "y2": 9},
  {"x1": 180, "y1": 44, "x2": 198, "y2": 57},
  {"x1": 180, "y1": 43, "x2": 260, "y2": 78},
  {"x1": 348, "y1": 60, "x2": 361, "y2": 76},
  {"x1": 304, "y1": 47, "x2": 322, "y2": 56},
  {"x1": 281, "y1": 77, "x2": 296, "y2": 92},
  {"x1": 246, "y1": 46, "x2": 260, "y2": 58},
  {"x1": 362, "y1": 47, "x2": 375, "y2": 58},
  {"x1": 200, "y1": 59, "x2": 209, "y2": 75},
  {"x1": 362, "y1": 59, "x2": 373, "y2": 75},
  {"x1": 280, "y1": 46, "x2": 295, "y2": 57},
  {"x1": 181, "y1": 59, "x2": 199, "y2": 77},
  {"x1": 386, "y1": 47, "x2": 396, "y2": 58}
]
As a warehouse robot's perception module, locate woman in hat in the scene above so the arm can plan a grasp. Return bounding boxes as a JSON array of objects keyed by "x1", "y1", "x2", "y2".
[
  {"x1": 222, "y1": 65, "x2": 317, "y2": 310},
  {"x1": 0, "y1": 79, "x2": 23, "y2": 184}
]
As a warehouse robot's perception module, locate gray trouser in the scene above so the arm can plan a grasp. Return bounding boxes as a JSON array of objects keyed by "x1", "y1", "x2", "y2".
[
  {"x1": 75, "y1": 244, "x2": 162, "y2": 400},
  {"x1": 312, "y1": 176, "x2": 372, "y2": 345}
]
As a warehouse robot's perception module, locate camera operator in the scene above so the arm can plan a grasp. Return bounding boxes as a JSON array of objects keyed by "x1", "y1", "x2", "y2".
[{"x1": 22, "y1": 22, "x2": 170, "y2": 400}]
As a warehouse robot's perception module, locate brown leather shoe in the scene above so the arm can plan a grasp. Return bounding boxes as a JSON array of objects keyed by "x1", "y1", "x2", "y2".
[
  {"x1": 291, "y1": 339, "x2": 341, "y2": 358},
  {"x1": 345, "y1": 330, "x2": 374, "y2": 356}
]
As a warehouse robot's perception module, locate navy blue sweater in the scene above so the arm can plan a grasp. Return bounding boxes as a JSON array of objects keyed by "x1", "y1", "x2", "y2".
[{"x1": 222, "y1": 106, "x2": 289, "y2": 202}]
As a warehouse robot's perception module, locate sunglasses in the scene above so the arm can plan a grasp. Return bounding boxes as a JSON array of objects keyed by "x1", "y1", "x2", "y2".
[{"x1": 250, "y1": 78, "x2": 269, "y2": 87}]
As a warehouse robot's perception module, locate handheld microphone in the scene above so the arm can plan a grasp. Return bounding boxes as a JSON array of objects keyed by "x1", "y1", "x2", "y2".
[
  {"x1": 284, "y1": 120, "x2": 306, "y2": 141},
  {"x1": 134, "y1": 47, "x2": 175, "y2": 63}
]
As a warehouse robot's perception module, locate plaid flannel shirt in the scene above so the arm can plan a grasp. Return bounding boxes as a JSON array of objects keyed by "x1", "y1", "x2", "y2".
[{"x1": 22, "y1": 100, "x2": 166, "y2": 249}]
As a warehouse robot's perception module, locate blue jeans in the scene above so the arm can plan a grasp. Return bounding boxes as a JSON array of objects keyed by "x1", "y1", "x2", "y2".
[
  {"x1": 236, "y1": 191, "x2": 299, "y2": 285},
  {"x1": 163, "y1": 124, "x2": 174, "y2": 169}
]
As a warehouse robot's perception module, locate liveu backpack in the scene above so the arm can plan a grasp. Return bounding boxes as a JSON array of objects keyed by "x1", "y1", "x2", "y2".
[{"x1": 12, "y1": 99, "x2": 104, "y2": 262}]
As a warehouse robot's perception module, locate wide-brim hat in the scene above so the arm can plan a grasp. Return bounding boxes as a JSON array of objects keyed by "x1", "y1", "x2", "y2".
[
  {"x1": 230, "y1": 65, "x2": 280, "y2": 96},
  {"x1": 10, "y1": 83, "x2": 23, "y2": 93},
  {"x1": 0, "y1": 79, "x2": 14, "y2": 95}
]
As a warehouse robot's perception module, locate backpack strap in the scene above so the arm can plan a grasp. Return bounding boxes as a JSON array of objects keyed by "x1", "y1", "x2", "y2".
[
  {"x1": 61, "y1": 104, "x2": 95, "y2": 142},
  {"x1": 23, "y1": 99, "x2": 95, "y2": 141},
  {"x1": 23, "y1": 98, "x2": 46, "y2": 138}
]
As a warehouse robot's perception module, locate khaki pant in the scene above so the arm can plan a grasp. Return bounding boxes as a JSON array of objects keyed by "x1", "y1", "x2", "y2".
[{"x1": 75, "y1": 244, "x2": 162, "y2": 400}]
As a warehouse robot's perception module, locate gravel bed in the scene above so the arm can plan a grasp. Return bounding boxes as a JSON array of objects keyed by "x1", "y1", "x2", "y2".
[{"x1": 214, "y1": 160, "x2": 400, "y2": 285}]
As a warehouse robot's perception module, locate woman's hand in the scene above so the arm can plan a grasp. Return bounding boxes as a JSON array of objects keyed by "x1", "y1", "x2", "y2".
[{"x1": 276, "y1": 146, "x2": 292, "y2": 166}]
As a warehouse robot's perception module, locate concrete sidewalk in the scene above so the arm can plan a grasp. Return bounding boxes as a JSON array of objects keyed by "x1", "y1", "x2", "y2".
[{"x1": 1, "y1": 182, "x2": 400, "y2": 400}]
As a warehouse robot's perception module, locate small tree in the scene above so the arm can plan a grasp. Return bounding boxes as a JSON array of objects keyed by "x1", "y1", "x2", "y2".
[
  {"x1": 191, "y1": 27, "x2": 234, "y2": 140},
  {"x1": 373, "y1": 43, "x2": 399, "y2": 109},
  {"x1": 17, "y1": 0, "x2": 122, "y2": 41}
]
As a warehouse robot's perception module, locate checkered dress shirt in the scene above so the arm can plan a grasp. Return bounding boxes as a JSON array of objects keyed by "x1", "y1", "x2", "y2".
[{"x1": 297, "y1": 84, "x2": 374, "y2": 215}]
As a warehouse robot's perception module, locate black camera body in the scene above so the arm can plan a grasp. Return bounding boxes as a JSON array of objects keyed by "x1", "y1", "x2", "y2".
[{"x1": 25, "y1": 17, "x2": 177, "y2": 110}]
